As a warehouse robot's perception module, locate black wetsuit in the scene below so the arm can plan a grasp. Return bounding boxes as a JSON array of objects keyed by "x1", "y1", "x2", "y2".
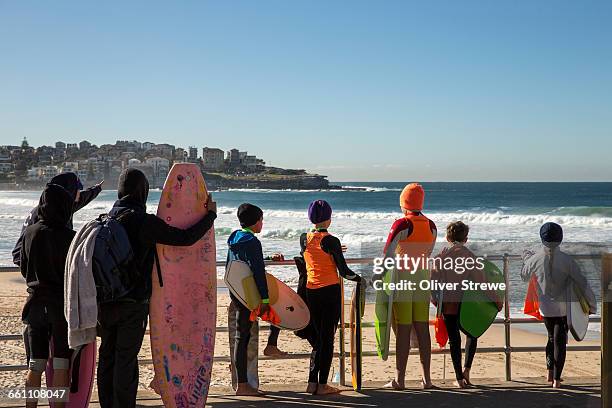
[{"x1": 300, "y1": 230, "x2": 361, "y2": 385}]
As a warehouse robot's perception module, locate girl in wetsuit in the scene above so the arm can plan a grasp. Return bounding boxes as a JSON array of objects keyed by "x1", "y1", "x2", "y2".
[
  {"x1": 381, "y1": 183, "x2": 437, "y2": 390},
  {"x1": 300, "y1": 200, "x2": 362, "y2": 395}
]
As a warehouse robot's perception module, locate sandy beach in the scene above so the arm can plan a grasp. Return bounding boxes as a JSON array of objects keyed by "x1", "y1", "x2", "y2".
[{"x1": 0, "y1": 271, "x2": 600, "y2": 394}]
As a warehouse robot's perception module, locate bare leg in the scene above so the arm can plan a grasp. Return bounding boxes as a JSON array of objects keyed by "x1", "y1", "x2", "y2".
[
  {"x1": 150, "y1": 375, "x2": 161, "y2": 395},
  {"x1": 263, "y1": 345, "x2": 288, "y2": 357},
  {"x1": 25, "y1": 370, "x2": 42, "y2": 408},
  {"x1": 384, "y1": 323, "x2": 411, "y2": 390},
  {"x1": 52, "y1": 369, "x2": 69, "y2": 408},
  {"x1": 306, "y1": 382, "x2": 318, "y2": 394},
  {"x1": 413, "y1": 322, "x2": 432, "y2": 388},
  {"x1": 315, "y1": 384, "x2": 341, "y2": 395},
  {"x1": 236, "y1": 382, "x2": 264, "y2": 396},
  {"x1": 463, "y1": 367, "x2": 472, "y2": 386}
]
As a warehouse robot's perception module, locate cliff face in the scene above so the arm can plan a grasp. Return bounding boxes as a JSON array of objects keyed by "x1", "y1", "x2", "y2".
[{"x1": 203, "y1": 173, "x2": 339, "y2": 190}]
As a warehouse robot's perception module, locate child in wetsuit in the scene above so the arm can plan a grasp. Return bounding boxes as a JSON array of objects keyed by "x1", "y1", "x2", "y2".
[
  {"x1": 300, "y1": 200, "x2": 362, "y2": 395},
  {"x1": 431, "y1": 221, "x2": 502, "y2": 388},
  {"x1": 226, "y1": 203, "x2": 271, "y2": 396},
  {"x1": 381, "y1": 183, "x2": 437, "y2": 390}
]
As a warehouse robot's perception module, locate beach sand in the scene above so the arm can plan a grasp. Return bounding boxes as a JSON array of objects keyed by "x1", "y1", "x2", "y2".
[{"x1": 0, "y1": 272, "x2": 600, "y2": 392}]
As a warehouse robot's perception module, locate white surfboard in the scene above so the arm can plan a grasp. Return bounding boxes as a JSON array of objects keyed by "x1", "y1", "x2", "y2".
[
  {"x1": 567, "y1": 283, "x2": 589, "y2": 341},
  {"x1": 224, "y1": 260, "x2": 310, "y2": 331}
]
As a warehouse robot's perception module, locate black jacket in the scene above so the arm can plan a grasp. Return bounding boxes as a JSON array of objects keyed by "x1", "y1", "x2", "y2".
[
  {"x1": 21, "y1": 184, "x2": 76, "y2": 317},
  {"x1": 12, "y1": 181, "x2": 101, "y2": 266},
  {"x1": 110, "y1": 169, "x2": 217, "y2": 303}
]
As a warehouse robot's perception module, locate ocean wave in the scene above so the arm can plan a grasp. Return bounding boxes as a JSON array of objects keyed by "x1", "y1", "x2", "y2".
[
  {"x1": 341, "y1": 185, "x2": 403, "y2": 192},
  {"x1": 215, "y1": 207, "x2": 612, "y2": 228},
  {"x1": 549, "y1": 206, "x2": 612, "y2": 218},
  {"x1": 260, "y1": 228, "x2": 305, "y2": 240},
  {"x1": 214, "y1": 227, "x2": 234, "y2": 236},
  {"x1": 0, "y1": 198, "x2": 40, "y2": 207},
  {"x1": 435, "y1": 211, "x2": 612, "y2": 228},
  {"x1": 0, "y1": 214, "x2": 29, "y2": 220},
  {"x1": 221, "y1": 188, "x2": 343, "y2": 193}
]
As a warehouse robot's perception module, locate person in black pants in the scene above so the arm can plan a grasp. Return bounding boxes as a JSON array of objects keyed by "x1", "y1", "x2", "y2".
[
  {"x1": 431, "y1": 222, "x2": 502, "y2": 388},
  {"x1": 97, "y1": 169, "x2": 216, "y2": 408},
  {"x1": 300, "y1": 200, "x2": 362, "y2": 395},
  {"x1": 440, "y1": 314, "x2": 477, "y2": 385},
  {"x1": 544, "y1": 316, "x2": 568, "y2": 384},
  {"x1": 521, "y1": 222, "x2": 597, "y2": 388},
  {"x1": 226, "y1": 203, "x2": 272, "y2": 396},
  {"x1": 20, "y1": 184, "x2": 76, "y2": 408}
]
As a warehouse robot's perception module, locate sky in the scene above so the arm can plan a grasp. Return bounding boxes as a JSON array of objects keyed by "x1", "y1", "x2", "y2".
[{"x1": 0, "y1": 1, "x2": 611, "y2": 182}]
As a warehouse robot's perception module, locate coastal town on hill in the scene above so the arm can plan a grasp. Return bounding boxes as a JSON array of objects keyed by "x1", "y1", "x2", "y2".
[{"x1": 0, "y1": 138, "x2": 336, "y2": 190}]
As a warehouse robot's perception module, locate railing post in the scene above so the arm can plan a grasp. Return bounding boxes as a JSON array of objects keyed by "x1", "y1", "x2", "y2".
[
  {"x1": 603, "y1": 253, "x2": 612, "y2": 407},
  {"x1": 338, "y1": 279, "x2": 346, "y2": 386},
  {"x1": 503, "y1": 253, "x2": 512, "y2": 381}
]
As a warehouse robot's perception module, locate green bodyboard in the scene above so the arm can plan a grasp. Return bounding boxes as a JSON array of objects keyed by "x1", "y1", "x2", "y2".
[
  {"x1": 374, "y1": 268, "x2": 395, "y2": 360},
  {"x1": 458, "y1": 260, "x2": 505, "y2": 338}
]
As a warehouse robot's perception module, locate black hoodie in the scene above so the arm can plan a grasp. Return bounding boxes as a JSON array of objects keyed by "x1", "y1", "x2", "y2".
[
  {"x1": 110, "y1": 169, "x2": 217, "y2": 303},
  {"x1": 12, "y1": 172, "x2": 102, "y2": 266},
  {"x1": 20, "y1": 184, "x2": 76, "y2": 309}
]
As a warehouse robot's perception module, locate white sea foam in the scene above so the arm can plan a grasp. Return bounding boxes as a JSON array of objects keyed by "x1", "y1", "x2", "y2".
[
  {"x1": 215, "y1": 207, "x2": 612, "y2": 228},
  {"x1": 341, "y1": 185, "x2": 403, "y2": 192},
  {"x1": 0, "y1": 198, "x2": 40, "y2": 207}
]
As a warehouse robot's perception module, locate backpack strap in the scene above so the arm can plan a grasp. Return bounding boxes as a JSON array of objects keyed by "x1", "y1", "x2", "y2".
[{"x1": 153, "y1": 247, "x2": 164, "y2": 287}]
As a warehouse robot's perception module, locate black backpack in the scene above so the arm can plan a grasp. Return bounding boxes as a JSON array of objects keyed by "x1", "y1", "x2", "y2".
[{"x1": 92, "y1": 209, "x2": 163, "y2": 303}]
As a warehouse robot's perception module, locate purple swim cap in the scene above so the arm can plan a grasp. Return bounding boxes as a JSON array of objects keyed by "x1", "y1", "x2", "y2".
[{"x1": 308, "y1": 200, "x2": 332, "y2": 224}]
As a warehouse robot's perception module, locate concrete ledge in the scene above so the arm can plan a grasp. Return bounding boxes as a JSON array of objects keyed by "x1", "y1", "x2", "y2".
[{"x1": 0, "y1": 377, "x2": 600, "y2": 407}]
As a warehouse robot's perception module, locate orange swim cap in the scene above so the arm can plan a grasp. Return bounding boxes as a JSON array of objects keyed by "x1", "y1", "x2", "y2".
[{"x1": 399, "y1": 183, "x2": 425, "y2": 211}]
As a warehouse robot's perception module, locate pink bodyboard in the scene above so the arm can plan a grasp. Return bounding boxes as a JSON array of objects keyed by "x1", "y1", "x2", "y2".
[
  {"x1": 150, "y1": 163, "x2": 216, "y2": 408},
  {"x1": 46, "y1": 340, "x2": 96, "y2": 408}
]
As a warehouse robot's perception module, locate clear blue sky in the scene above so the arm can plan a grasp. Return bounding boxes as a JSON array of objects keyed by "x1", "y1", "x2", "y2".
[{"x1": 0, "y1": 1, "x2": 610, "y2": 181}]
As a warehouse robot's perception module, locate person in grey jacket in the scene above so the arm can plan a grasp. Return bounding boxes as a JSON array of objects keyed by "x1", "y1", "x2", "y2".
[{"x1": 521, "y1": 222, "x2": 596, "y2": 388}]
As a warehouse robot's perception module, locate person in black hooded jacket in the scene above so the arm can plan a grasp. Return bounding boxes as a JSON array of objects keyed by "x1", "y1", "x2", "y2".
[
  {"x1": 12, "y1": 172, "x2": 103, "y2": 266},
  {"x1": 97, "y1": 168, "x2": 217, "y2": 408},
  {"x1": 20, "y1": 183, "x2": 76, "y2": 408}
]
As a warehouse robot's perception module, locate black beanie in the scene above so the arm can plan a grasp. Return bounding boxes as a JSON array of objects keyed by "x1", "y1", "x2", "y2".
[
  {"x1": 237, "y1": 203, "x2": 263, "y2": 228},
  {"x1": 540, "y1": 222, "x2": 563, "y2": 247},
  {"x1": 117, "y1": 168, "x2": 150, "y2": 206}
]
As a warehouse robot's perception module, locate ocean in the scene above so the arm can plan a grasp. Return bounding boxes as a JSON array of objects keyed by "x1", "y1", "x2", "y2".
[{"x1": 1, "y1": 182, "x2": 611, "y2": 326}]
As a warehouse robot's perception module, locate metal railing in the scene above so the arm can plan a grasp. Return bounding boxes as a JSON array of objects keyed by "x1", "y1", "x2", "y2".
[{"x1": 0, "y1": 254, "x2": 603, "y2": 385}]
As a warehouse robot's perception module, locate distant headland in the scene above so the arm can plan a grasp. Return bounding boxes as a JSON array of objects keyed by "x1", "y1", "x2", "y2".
[{"x1": 0, "y1": 138, "x2": 340, "y2": 190}]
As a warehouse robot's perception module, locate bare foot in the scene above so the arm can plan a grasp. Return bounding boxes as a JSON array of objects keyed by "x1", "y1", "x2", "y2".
[
  {"x1": 306, "y1": 382, "x2": 318, "y2": 394},
  {"x1": 548, "y1": 371, "x2": 564, "y2": 384},
  {"x1": 236, "y1": 383, "x2": 264, "y2": 396},
  {"x1": 453, "y1": 379, "x2": 468, "y2": 389},
  {"x1": 383, "y1": 379, "x2": 405, "y2": 390},
  {"x1": 315, "y1": 384, "x2": 341, "y2": 395},
  {"x1": 462, "y1": 369, "x2": 473, "y2": 386},
  {"x1": 553, "y1": 380, "x2": 562, "y2": 389},
  {"x1": 149, "y1": 378, "x2": 161, "y2": 395},
  {"x1": 421, "y1": 379, "x2": 435, "y2": 389},
  {"x1": 263, "y1": 345, "x2": 288, "y2": 358}
]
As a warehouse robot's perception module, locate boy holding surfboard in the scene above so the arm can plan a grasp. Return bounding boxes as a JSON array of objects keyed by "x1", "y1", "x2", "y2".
[
  {"x1": 226, "y1": 203, "x2": 271, "y2": 396},
  {"x1": 300, "y1": 200, "x2": 362, "y2": 395},
  {"x1": 520, "y1": 222, "x2": 596, "y2": 388},
  {"x1": 431, "y1": 221, "x2": 503, "y2": 388}
]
